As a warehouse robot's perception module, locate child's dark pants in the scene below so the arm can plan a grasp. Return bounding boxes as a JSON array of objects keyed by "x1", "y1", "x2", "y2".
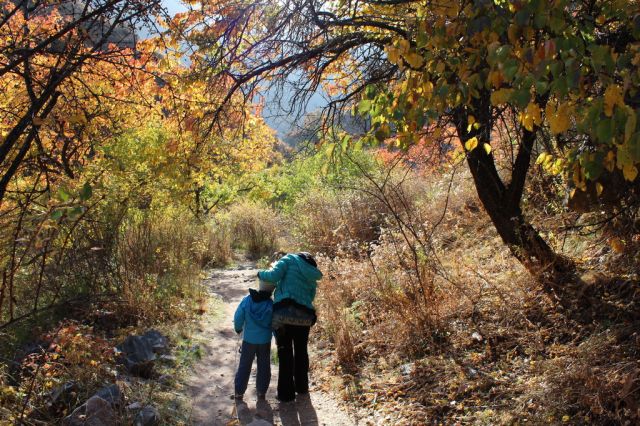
[
  {"x1": 234, "y1": 341, "x2": 271, "y2": 395},
  {"x1": 275, "y1": 325, "x2": 310, "y2": 401}
]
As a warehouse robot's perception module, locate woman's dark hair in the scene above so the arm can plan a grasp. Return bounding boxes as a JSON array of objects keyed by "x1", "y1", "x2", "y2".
[{"x1": 296, "y1": 252, "x2": 317, "y2": 268}]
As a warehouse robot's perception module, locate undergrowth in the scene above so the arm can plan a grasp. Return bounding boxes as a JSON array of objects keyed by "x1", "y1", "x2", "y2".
[{"x1": 291, "y1": 156, "x2": 640, "y2": 425}]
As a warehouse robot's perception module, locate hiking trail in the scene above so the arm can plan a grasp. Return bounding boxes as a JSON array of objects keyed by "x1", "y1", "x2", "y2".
[{"x1": 184, "y1": 260, "x2": 355, "y2": 426}]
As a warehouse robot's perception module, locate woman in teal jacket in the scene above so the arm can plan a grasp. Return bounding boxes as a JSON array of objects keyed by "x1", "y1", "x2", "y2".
[{"x1": 257, "y1": 252, "x2": 322, "y2": 402}]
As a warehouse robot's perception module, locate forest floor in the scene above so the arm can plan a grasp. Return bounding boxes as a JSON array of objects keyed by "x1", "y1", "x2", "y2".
[{"x1": 184, "y1": 260, "x2": 355, "y2": 426}]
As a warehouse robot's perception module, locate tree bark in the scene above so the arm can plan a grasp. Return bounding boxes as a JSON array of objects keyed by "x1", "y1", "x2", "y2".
[{"x1": 453, "y1": 104, "x2": 574, "y2": 299}]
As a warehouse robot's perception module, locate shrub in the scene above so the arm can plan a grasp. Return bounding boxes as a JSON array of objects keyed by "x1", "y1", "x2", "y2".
[
  {"x1": 225, "y1": 201, "x2": 282, "y2": 259},
  {"x1": 291, "y1": 187, "x2": 386, "y2": 257}
]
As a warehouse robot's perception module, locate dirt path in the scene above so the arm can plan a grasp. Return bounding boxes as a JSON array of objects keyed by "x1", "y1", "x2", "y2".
[{"x1": 185, "y1": 261, "x2": 355, "y2": 426}]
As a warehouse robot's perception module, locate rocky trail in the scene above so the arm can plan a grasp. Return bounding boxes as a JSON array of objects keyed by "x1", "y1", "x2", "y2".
[{"x1": 184, "y1": 261, "x2": 355, "y2": 426}]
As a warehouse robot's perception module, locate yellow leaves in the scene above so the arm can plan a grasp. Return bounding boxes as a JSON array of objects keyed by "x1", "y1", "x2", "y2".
[
  {"x1": 572, "y1": 163, "x2": 587, "y2": 192},
  {"x1": 616, "y1": 143, "x2": 639, "y2": 182},
  {"x1": 483, "y1": 143, "x2": 492, "y2": 154},
  {"x1": 623, "y1": 164, "x2": 638, "y2": 181},
  {"x1": 386, "y1": 46, "x2": 401, "y2": 65},
  {"x1": 421, "y1": 81, "x2": 434, "y2": 98},
  {"x1": 488, "y1": 70, "x2": 503, "y2": 88},
  {"x1": 545, "y1": 101, "x2": 572, "y2": 134},
  {"x1": 398, "y1": 38, "x2": 410, "y2": 53},
  {"x1": 536, "y1": 152, "x2": 564, "y2": 175},
  {"x1": 603, "y1": 84, "x2": 624, "y2": 117},
  {"x1": 519, "y1": 102, "x2": 542, "y2": 131},
  {"x1": 386, "y1": 38, "x2": 423, "y2": 68},
  {"x1": 604, "y1": 150, "x2": 616, "y2": 172},
  {"x1": 464, "y1": 136, "x2": 478, "y2": 151},
  {"x1": 404, "y1": 52, "x2": 424, "y2": 69},
  {"x1": 535, "y1": 152, "x2": 549, "y2": 165},
  {"x1": 624, "y1": 106, "x2": 637, "y2": 143},
  {"x1": 466, "y1": 115, "x2": 481, "y2": 133},
  {"x1": 490, "y1": 88, "x2": 513, "y2": 105},
  {"x1": 67, "y1": 114, "x2": 87, "y2": 125}
]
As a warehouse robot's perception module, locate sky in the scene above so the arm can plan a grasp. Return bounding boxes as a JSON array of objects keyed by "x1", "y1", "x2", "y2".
[
  {"x1": 162, "y1": 0, "x2": 188, "y2": 16},
  {"x1": 159, "y1": 0, "x2": 325, "y2": 139}
]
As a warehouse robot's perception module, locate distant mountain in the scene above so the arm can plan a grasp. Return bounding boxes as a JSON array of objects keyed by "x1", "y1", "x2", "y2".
[{"x1": 8, "y1": 0, "x2": 136, "y2": 50}]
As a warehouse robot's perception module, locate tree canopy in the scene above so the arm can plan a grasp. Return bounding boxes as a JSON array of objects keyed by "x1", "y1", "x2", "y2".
[{"x1": 172, "y1": 0, "x2": 640, "y2": 298}]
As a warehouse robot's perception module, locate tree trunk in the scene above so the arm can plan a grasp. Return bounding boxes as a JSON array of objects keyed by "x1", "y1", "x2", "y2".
[{"x1": 453, "y1": 105, "x2": 575, "y2": 300}]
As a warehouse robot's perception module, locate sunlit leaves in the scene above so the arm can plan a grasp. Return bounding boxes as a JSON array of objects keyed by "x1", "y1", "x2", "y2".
[
  {"x1": 464, "y1": 137, "x2": 479, "y2": 152},
  {"x1": 490, "y1": 89, "x2": 513, "y2": 106},
  {"x1": 545, "y1": 101, "x2": 572, "y2": 134},
  {"x1": 604, "y1": 85, "x2": 625, "y2": 117},
  {"x1": 519, "y1": 102, "x2": 542, "y2": 132}
]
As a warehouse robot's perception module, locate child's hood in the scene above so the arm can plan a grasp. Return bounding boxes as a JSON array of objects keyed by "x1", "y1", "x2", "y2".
[{"x1": 246, "y1": 289, "x2": 272, "y2": 323}]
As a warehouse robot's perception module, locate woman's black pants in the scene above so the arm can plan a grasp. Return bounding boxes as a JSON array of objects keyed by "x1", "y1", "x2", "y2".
[{"x1": 275, "y1": 324, "x2": 310, "y2": 401}]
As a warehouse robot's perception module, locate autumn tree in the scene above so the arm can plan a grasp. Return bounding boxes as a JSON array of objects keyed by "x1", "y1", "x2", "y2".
[
  {"x1": 0, "y1": 0, "x2": 168, "y2": 203},
  {"x1": 177, "y1": 0, "x2": 640, "y2": 301},
  {"x1": 0, "y1": 1, "x2": 278, "y2": 328}
]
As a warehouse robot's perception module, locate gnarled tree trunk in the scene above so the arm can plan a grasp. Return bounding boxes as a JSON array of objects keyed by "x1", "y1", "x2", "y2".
[{"x1": 452, "y1": 102, "x2": 575, "y2": 302}]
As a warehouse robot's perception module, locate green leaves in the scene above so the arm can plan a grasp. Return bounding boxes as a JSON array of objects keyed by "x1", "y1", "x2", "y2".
[
  {"x1": 57, "y1": 187, "x2": 71, "y2": 202},
  {"x1": 79, "y1": 183, "x2": 93, "y2": 201},
  {"x1": 358, "y1": 99, "x2": 372, "y2": 114}
]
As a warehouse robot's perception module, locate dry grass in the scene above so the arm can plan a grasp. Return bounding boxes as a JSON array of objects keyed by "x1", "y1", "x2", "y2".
[
  {"x1": 113, "y1": 212, "x2": 213, "y2": 325},
  {"x1": 309, "y1": 165, "x2": 640, "y2": 425},
  {"x1": 224, "y1": 201, "x2": 283, "y2": 259},
  {"x1": 291, "y1": 189, "x2": 384, "y2": 256}
]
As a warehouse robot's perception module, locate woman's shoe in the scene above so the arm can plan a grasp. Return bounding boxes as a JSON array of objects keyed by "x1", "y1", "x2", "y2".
[
  {"x1": 257, "y1": 392, "x2": 266, "y2": 400},
  {"x1": 231, "y1": 393, "x2": 244, "y2": 400}
]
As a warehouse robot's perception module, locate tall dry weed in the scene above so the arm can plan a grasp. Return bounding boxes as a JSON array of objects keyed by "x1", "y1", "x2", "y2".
[
  {"x1": 114, "y1": 212, "x2": 210, "y2": 323},
  {"x1": 225, "y1": 201, "x2": 282, "y2": 259},
  {"x1": 292, "y1": 190, "x2": 384, "y2": 256}
]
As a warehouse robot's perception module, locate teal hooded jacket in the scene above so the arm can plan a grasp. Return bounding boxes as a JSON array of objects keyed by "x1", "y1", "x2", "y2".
[
  {"x1": 234, "y1": 289, "x2": 273, "y2": 344},
  {"x1": 257, "y1": 253, "x2": 323, "y2": 310}
]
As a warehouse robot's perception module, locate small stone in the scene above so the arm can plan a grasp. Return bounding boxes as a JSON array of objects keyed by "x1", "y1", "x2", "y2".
[
  {"x1": 471, "y1": 332, "x2": 483, "y2": 342},
  {"x1": 400, "y1": 363, "x2": 414, "y2": 376},
  {"x1": 158, "y1": 374, "x2": 173, "y2": 386},
  {"x1": 159, "y1": 355, "x2": 177, "y2": 365},
  {"x1": 134, "y1": 405, "x2": 160, "y2": 426},
  {"x1": 117, "y1": 336, "x2": 156, "y2": 378},
  {"x1": 127, "y1": 402, "x2": 143, "y2": 411}
]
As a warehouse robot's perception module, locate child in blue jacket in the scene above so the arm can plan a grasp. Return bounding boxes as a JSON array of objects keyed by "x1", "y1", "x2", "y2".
[{"x1": 233, "y1": 280, "x2": 274, "y2": 400}]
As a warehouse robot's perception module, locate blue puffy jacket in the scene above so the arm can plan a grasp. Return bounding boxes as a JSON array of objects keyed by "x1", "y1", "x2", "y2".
[
  {"x1": 258, "y1": 253, "x2": 323, "y2": 310},
  {"x1": 234, "y1": 289, "x2": 273, "y2": 344}
]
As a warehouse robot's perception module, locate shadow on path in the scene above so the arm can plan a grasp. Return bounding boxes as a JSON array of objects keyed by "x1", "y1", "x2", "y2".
[{"x1": 278, "y1": 394, "x2": 319, "y2": 426}]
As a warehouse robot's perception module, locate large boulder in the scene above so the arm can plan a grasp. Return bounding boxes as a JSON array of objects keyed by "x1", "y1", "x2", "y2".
[
  {"x1": 117, "y1": 336, "x2": 156, "y2": 378},
  {"x1": 62, "y1": 396, "x2": 115, "y2": 426},
  {"x1": 141, "y1": 330, "x2": 169, "y2": 354},
  {"x1": 94, "y1": 384, "x2": 121, "y2": 407}
]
